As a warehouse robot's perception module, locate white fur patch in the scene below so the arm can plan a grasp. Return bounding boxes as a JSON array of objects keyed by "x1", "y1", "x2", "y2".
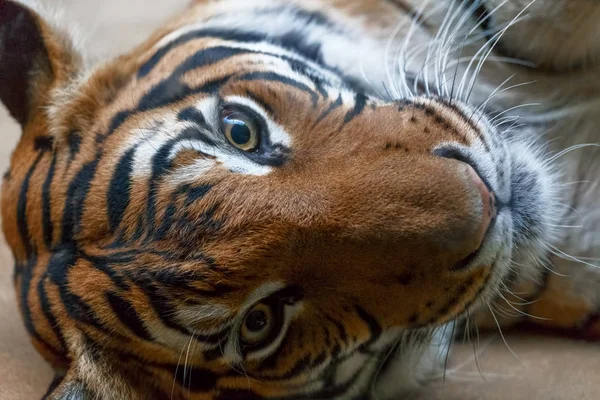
[{"x1": 126, "y1": 97, "x2": 274, "y2": 179}]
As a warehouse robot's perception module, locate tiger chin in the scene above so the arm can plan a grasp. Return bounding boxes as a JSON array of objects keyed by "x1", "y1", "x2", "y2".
[{"x1": 0, "y1": 0, "x2": 568, "y2": 399}]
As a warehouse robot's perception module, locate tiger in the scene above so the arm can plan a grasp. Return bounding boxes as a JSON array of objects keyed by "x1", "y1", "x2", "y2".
[{"x1": 1, "y1": 0, "x2": 599, "y2": 399}]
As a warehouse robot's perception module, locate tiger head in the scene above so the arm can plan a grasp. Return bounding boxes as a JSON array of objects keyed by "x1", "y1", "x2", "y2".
[{"x1": 0, "y1": 1, "x2": 558, "y2": 398}]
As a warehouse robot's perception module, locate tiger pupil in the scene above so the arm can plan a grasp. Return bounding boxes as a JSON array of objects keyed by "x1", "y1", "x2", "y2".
[
  {"x1": 246, "y1": 310, "x2": 268, "y2": 332},
  {"x1": 230, "y1": 121, "x2": 251, "y2": 145}
]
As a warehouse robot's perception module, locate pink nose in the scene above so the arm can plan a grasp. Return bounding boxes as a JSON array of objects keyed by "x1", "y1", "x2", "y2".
[{"x1": 467, "y1": 165, "x2": 496, "y2": 245}]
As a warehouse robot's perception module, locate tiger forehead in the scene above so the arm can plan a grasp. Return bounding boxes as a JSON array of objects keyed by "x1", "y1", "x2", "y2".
[{"x1": 89, "y1": 42, "x2": 332, "y2": 129}]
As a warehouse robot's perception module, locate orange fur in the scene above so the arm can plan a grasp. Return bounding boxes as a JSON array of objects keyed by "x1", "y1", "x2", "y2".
[{"x1": 1, "y1": 0, "x2": 598, "y2": 399}]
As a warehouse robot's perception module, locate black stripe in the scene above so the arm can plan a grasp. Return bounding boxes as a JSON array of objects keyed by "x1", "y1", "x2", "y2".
[
  {"x1": 171, "y1": 365, "x2": 218, "y2": 393},
  {"x1": 81, "y1": 254, "x2": 130, "y2": 291},
  {"x1": 440, "y1": 100, "x2": 493, "y2": 152},
  {"x1": 106, "y1": 110, "x2": 132, "y2": 138},
  {"x1": 326, "y1": 315, "x2": 348, "y2": 343},
  {"x1": 107, "y1": 146, "x2": 136, "y2": 231},
  {"x1": 131, "y1": 214, "x2": 145, "y2": 242},
  {"x1": 138, "y1": 24, "x2": 363, "y2": 94},
  {"x1": 42, "y1": 374, "x2": 65, "y2": 400},
  {"x1": 149, "y1": 250, "x2": 217, "y2": 266},
  {"x1": 315, "y1": 94, "x2": 343, "y2": 124},
  {"x1": 181, "y1": 184, "x2": 213, "y2": 207},
  {"x1": 61, "y1": 159, "x2": 99, "y2": 244},
  {"x1": 34, "y1": 136, "x2": 54, "y2": 152},
  {"x1": 344, "y1": 93, "x2": 367, "y2": 123},
  {"x1": 19, "y1": 255, "x2": 42, "y2": 342},
  {"x1": 62, "y1": 289, "x2": 107, "y2": 331},
  {"x1": 178, "y1": 106, "x2": 206, "y2": 124},
  {"x1": 45, "y1": 246, "x2": 73, "y2": 285},
  {"x1": 105, "y1": 74, "x2": 232, "y2": 140},
  {"x1": 252, "y1": 353, "x2": 370, "y2": 399},
  {"x1": 174, "y1": 205, "x2": 224, "y2": 247},
  {"x1": 42, "y1": 151, "x2": 57, "y2": 249},
  {"x1": 138, "y1": 47, "x2": 247, "y2": 112},
  {"x1": 154, "y1": 202, "x2": 177, "y2": 241},
  {"x1": 17, "y1": 256, "x2": 63, "y2": 360},
  {"x1": 138, "y1": 26, "x2": 332, "y2": 80},
  {"x1": 274, "y1": 355, "x2": 312, "y2": 380},
  {"x1": 141, "y1": 267, "x2": 237, "y2": 298},
  {"x1": 47, "y1": 247, "x2": 108, "y2": 332},
  {"x1": 278, "y1": 30, "x2": 324, "y2": 69},
  {"x1": 355, "y1": 305, "x2": 382, "y2": 349},
  {"x1": 242, "y1": 89, "x2": 275, "y2": 115},
  {"x1": 67, "y1": 130, "x2": 82, "y2": 164},
  {"x1": 118, "y1": 38, "x2": 349, "y2": 140},
  {"x1": 37, "y1": 274, "x2": 67, "y2": 351},
  {"x1": 237, "y1": 71, "x2": 319, "y2": 105},
  {"x1": 138, "y1": 30, "x2": 264, "y2": 78},
  {"x1": 17, "y1": 152, "x2": 44, "y2": 256},
  {"x1": 125, "y1": 273, "x2": 192, "y2": 336},
  {"x1": 144, "y1": 127, "x2": 216, "y2": 238},
  {"x1": 105, "y1": 291, "x2": 153, "y2": 341}
]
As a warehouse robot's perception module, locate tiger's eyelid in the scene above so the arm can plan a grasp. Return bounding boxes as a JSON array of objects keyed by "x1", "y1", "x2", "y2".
[
  {"x1": 218, "y1": 102, "x2": 269, "y2": 142},
  {"x1": 219, "y1": 95, "x2": 292, "y2": 149}
]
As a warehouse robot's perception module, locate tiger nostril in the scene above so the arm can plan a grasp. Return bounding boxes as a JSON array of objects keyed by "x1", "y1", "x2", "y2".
[
  {"x1": 433, "y1": 147, "x2": 494, "y2": 195},
  {"x1": 450, "y1": 166, "x2": 496, "y2": 271},
  {"x1": 433, "y1": 147, "x2": 497, "y2": 270},
  {"x1": 467, "y1": 164, "x2": 496, "y2": 234}
]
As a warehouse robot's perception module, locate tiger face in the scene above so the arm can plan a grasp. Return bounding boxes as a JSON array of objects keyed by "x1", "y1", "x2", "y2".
[{"x1": 0, "y1": 0, "x2": 560, "y2": 398}]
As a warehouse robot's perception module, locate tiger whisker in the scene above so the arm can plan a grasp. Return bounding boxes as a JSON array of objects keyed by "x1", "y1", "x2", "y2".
[
  {"x1": 442, "y1": 321, "x2": 456, "y2": 384},
  {"x1": 543, "y1": 143, "x2": 600, "y2": 166},
  {"x1": 396, "y1": 0, "x2": 436, "y2": 98},
  {"x1": 171, "y1": 332, "x2": 193, "y2": 400},
  {"x1": 490, "y1": 103, "x2": 542, "y2": 123},
  {"x1": 463, "y1": 0, "x2": 536, "y2": 103},
  {"x1": 488, "y1": 304, "x2": 524, "y2": 367},
  {"x1": 495, "y1": 290, "x2": 550, "y2": 320},
  {"x1": 542, "y1": 242, "x2": 600, "y2": 270}
]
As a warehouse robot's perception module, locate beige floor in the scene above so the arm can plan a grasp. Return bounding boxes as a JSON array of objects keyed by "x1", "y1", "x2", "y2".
[{"x1": 0, "y1": 1, "x2": 598, "y2": 399}]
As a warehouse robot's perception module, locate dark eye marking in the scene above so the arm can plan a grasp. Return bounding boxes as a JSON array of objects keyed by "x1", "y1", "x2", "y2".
[{"x1": 237, "y1": 71, "x2": 319, "y2": 105}]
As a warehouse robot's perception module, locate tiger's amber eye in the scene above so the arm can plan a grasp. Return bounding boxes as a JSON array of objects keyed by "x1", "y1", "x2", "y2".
[
  {"x1": 241, "y1": 303, "x2": 274, "y2": 345},
  {"x1": 221, "y1": 108, "x2": 260, "y2": 151}
]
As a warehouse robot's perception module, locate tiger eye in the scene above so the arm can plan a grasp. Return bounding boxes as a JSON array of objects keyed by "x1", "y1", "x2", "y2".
[
  {"x1": 220, "y1": 108, "x2": 260, "y2": 151},
  {"x1": 241, "y1": 303, "x2": 274, "y2": 345},
  {"x1": 245, "y1": 309, "x2": 268, "y2": 332}
]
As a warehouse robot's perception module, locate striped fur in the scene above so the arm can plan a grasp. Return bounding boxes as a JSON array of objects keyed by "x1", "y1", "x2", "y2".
[{"x1": 1, "y1": 0, "x2": 599, "y2": 399}]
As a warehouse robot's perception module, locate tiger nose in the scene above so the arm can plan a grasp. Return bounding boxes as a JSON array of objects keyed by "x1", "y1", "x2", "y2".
[
  {"x1": 432, "y1": 147, "x2": 496, "y2": 267},
  {"x1": 444, "y1": 163, "x2": 496, "y2": 270},
  {"x1": 434, "y1": 147, "x2": 496, "y2": 227},
  {"x1": 466, "y1": 164, "x2": 496, "y2": 245}
]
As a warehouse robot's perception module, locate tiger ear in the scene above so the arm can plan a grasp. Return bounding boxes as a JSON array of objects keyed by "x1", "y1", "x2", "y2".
[{"x1": 0, "y1": 0, "x2": 81, "y2": 127}]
